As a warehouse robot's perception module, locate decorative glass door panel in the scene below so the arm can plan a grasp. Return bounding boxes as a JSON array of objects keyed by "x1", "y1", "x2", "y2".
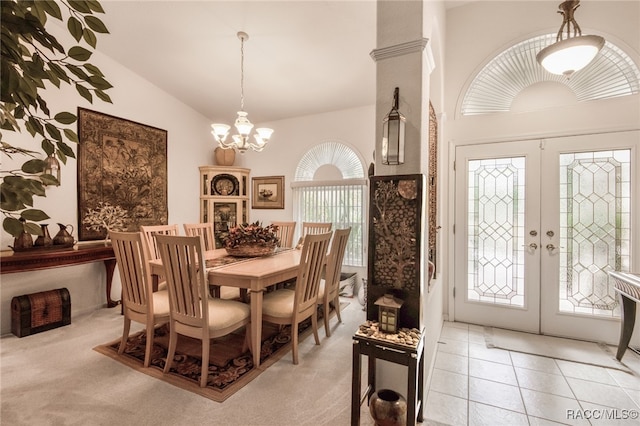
[
  {"x1": 214, "y1": 201, "x2": 238, "y2": 248},
  {"x1": 559, "y1": 150, "x2": 630, "y2": 317},
  {"x1": 539, "y1": 133, "x2": 638, "y2": 343},
  {"x1": 454, "y1": 142, "x2": 540, "y2": 333},
  {"x1": 467, "y1": 157, "x2": 526, "y2": 307}
]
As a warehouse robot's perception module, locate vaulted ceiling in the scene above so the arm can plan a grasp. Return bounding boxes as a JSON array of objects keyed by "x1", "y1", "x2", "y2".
[
  {"x1": 95, "y1": 1, "x2": 468, "y2": 125},
  {"x1": 96, "y1": 1, "x2": 377, "y2": 124}
]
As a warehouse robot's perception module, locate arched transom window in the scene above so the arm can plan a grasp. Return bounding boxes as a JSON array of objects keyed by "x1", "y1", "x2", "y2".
[{"x1": 461, "y1": 34, "x2": 640, "y2": 115}]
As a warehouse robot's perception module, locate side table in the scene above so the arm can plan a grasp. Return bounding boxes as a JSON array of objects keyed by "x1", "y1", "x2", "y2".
[
  {"x1": 1, "y1": 244, "x2": 119, "y2": 308},
  {"x1": 351, "y1": 329, "x2": 425, "y2": 426},
  {"x1": 607, "y1": 271, "x2": 640, "y2": 360}
]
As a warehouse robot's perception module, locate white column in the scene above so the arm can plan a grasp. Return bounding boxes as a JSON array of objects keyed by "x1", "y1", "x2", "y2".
[{"x1": 372, "y1": 0, "x2": 435, "y2": 176}]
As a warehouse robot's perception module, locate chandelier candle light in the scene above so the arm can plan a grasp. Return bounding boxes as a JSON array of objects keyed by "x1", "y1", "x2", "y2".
[
  {"x1": 211, "y1": 32, "x2": 273, "y2": 153},
  {"x1": 536, "y1": 0, "x2": 605, "y2": 77}
]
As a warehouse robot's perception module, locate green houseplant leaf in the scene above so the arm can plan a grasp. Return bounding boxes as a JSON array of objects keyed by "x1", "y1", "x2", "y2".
[{"x1": 0, "y1": 0, "x2": 113, "y2": 238}]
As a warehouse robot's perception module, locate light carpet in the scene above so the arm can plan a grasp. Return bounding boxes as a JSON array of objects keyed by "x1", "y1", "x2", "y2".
[
  {"x1": 94, "y1": 302, "x2": 347, "y2": 402},
  {"x1": 484, "y1": 327, "x2": 632, "y2": 372}
]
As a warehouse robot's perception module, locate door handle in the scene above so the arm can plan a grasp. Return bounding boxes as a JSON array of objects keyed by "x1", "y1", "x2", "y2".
[
  {"x1": 523, "y1": 243, "x2": 538, "y2": 250},
  {"x1": 546, "y1": 244, "x2": 564, "y2": 252}
]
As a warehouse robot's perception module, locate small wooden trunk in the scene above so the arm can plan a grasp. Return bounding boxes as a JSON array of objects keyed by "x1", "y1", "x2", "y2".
[{"x1": 11, "y1": 288, "x2": 71, "y2": 337}]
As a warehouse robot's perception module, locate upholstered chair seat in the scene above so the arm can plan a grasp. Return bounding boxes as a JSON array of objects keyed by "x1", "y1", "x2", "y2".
[{"x1": 262, "y1": 289, "x2": 295, "y2": 318}]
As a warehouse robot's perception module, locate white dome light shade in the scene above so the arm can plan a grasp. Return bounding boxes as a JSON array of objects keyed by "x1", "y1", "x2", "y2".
[
  {"x1": 233, "y1": 111, "x2": 254, "y2": 135},
  {"x1": 211, "y1": 123, "x2": 230, "y2": 140},
  {"x1": 537, "y1": 35, "x2": 605, "y2": 76}
]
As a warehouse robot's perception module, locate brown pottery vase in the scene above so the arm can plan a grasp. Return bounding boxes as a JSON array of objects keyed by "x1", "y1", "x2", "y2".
[
  {"x1": 12, "y1": 218, "x2": 33, "y2": 250},
  {"x1": 34, "y1": 224, "x2": 53, "y2": 247},
  {"x1": 369, "y1": 389, "x2": 407, "y2": 426},
  {"x1": 214, "y1": 147, "x2": 236, "y2": 166}
]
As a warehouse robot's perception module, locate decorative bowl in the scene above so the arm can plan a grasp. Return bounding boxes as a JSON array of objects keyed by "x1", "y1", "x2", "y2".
[{"x1": 225, "y1": 243, "x2": 277, "y2": 258}]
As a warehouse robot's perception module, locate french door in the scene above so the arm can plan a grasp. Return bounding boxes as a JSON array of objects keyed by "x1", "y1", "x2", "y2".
[{"x1": 454, "y1": 132, "x2": 639, "y2": 344}]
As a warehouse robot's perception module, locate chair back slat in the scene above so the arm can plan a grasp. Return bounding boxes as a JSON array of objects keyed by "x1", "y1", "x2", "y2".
[
  {"x1": 156, "y1": 235, "x2": 208, "y2": 328},
  {"x1": 324, "y1": 228, "x2": 351, "y2": 299},
  {"x1": 295, "y1": 232, "x2": 331, "y2": 314},
  {"x1": 140, "y1": 224, "x2": 179, "y2": 261},
  {"x1": 301, "y1": 222, "x2": 332, "y2": 236},
  {"x1": 183, "y1": 223, "x2": 216, "y2": 251},
  {"x1": 111, "y1": 231, "x2": 153, "y2": 313},
  {"x1": 271, "y1": 221, "x2": 296, "y2": 248}
]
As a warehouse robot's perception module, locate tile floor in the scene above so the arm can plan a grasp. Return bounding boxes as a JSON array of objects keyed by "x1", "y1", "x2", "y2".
[{"x1": 422, "y1": 322, "x2": 640, "y2": 425}]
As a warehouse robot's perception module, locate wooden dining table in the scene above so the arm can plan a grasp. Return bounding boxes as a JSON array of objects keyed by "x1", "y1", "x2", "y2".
[{"x1": 149, "y1": 248, "x2": 302, "y2": 367}]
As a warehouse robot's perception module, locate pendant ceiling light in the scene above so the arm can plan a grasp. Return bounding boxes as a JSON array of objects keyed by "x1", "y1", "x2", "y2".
[
  {"x1": 211, "y1": 32, "x2": 273, "y2": 153},
  {"x1": 536, "y1": 0, "x2": 604, "y2": 77}
]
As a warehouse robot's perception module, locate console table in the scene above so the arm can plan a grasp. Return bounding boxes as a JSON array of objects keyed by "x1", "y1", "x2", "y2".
[
  {"x1": 1, "y1": 243, "x2": 119, "y2": 308},
  {"x1": 351, "y1": 329, "x2": 425, "y2": 426},
  {"x1": 608, "y1": 271, "x2": 640, "y2": 360}
]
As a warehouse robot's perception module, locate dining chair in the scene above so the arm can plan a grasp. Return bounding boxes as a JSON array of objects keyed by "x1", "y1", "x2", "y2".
[
  {"x1": 140, "y1": 224, "x2": 179, "y2": 290},
  {"x1": 184, "y1": 222, "x2": 241, "y2": 300},
  {"x1": 183, "y1": 222, "x2": 216, "y2": 250},
  {"x1": 301, "y1": 222, "x2": 332, "y2": 236},
  {"x1": 261, "y1": 232, "x2": 331, "y2": 364},
  {"x1": 155, "y1": 234, "x2": 251, "y2": 387},
  {"x1": 271, "y1": 221, "x2": 296, "y2": 248},
  {"x1": 140, "y1": 224, "x2": 180, "y2": 261},
  {"x1": 318, "y1": 227, "x2": 351, "y2": 337},
  {"x1": 295, "y1": 222, "x2": 332, "y2": 249},
  {"x1": 110, "y1": 231, "x2": 170, "y2": 368}
]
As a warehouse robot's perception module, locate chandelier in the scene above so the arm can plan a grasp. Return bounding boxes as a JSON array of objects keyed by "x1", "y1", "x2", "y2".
[
  {"x1": 536, "y1": 0, "x2": 604, "y2": 77},
  {"x1": 211, "y1": 32, "x2": 273, "y2": 153}
]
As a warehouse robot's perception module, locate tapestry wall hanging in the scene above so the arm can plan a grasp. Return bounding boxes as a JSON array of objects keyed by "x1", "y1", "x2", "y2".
[{"x1": 77, "y1": 108, "x2": 168, "y2": 241}]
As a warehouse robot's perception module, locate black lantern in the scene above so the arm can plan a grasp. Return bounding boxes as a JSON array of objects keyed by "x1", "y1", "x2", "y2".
[
  {"x1": 43, "y1": 153, "x2": 61, "y2": 186},
  {"x1": 381, "y1": 87, "x2": 405, "y2": 165},
  {"x1": 375, "y1": 293, "x2": 404, "y2": 333}
]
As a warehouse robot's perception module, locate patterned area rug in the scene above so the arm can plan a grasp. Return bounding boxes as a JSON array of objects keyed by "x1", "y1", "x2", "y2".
[{"x1": 94, "y1": 303, "x2": 346, "y2": 402}]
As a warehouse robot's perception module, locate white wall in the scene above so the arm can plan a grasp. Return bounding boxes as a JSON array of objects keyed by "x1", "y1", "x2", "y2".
[
  {"x1": 239, "y1": 104, "x2": 376, "y2": 282},
  {"x1": 239, "y1": 105, "x2": 374, "y2": 224},
  {"x1": 1, "y1": 26, "x2": 214, "y2": 335}
]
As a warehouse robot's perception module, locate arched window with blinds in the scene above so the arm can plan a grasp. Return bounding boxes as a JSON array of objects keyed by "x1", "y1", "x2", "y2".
[{"x1": 293, "y1": 142, "x2": 367, "y2": 266}]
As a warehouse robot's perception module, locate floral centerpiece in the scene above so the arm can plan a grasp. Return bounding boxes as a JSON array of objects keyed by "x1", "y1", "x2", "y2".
[{"x1": 224, "y1": 221, "x2": 280, "y2": 257}]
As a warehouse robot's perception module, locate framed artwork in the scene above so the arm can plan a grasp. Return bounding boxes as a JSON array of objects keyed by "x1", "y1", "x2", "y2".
[
  {"x1": 428, "y1": 101, "x2": 439, "y2": 283},
  {"x1": 77, "y1": 108, "x2": 168, "y2": 241},
  {"x1": 251, "y1": 176, "x2": 284, "y2": 209}
]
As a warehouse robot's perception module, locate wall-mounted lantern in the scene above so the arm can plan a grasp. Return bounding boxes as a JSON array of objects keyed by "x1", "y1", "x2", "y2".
[
  {"x1": 375, "y1": 293, "x2": 404, "y2": 333},
  {"x1": 381, "y1": 87, "x2": 405, "y2": 165},
  {"x1": 43, "y1": 154, "x2": 61, "y2": 186}
]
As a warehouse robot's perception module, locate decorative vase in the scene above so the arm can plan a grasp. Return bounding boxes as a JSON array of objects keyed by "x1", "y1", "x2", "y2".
[
  {"x1": 12, "y1": 218, "x2": 33, "y2": 251},
  {"x1": 53, "y1": 223, "x2": 75, "y2": 246},
  {"x1": 214, "y1": 147, "x2": 236, "y2": 166},
  {"x1": 369, "y1": 389, "x2": 407, "y2": 426},
  {"x1": 34, "y1": 224, "x2": 53, "y2": 247}
]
